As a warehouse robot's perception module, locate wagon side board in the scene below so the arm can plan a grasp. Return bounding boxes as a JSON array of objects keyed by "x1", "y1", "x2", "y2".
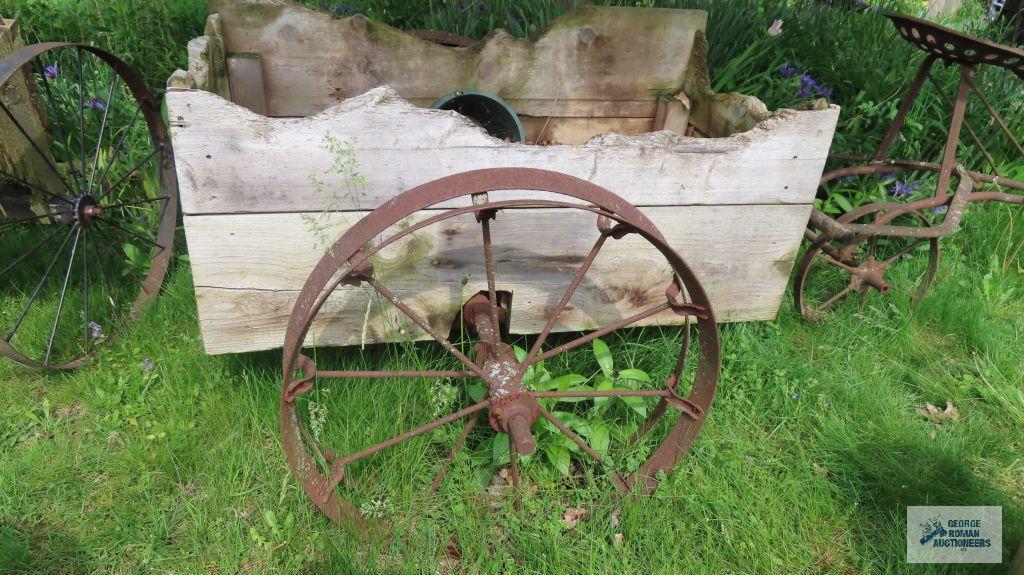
[
  {"x1": 168, "y1": 87, "x2": 838, "y2": 355},
  {"x1": 201, "y1": 2, "x2": 705, "y2": 118},
  {"x1": 167, "y1": 87, "x2": 839, "y2": 214},
  {"x1": 185, "y1": 205, "x2": 810, "y2": 355},
  {"x1": 169, "y1": 2, "x2": 778, "y2": 144}
]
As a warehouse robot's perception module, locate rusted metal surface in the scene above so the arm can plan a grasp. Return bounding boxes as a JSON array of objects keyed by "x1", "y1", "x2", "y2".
[
  {"x1": 797, "y1": 14, "x2": 1024, "y2": 321},
  {"x1": 887, "y1": 14, "x2": 1024, "y2": 78},
  {"x1": 0, "y1": 42, "x2": 178, "y2": 370},
  {"x1": 280, "y1": 168, "x2": 720, "y2": 525}
]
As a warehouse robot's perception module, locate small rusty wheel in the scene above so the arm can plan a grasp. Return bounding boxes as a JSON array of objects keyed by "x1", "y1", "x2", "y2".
[
  {"x1": 280, "y1": 168, "x2": 720, "y2": 525},
  {"x1": 795, "y1": 208, "x2": 939, "y2": 321},
  {"x1": 0, "y1": 43, "x2": 177, "y2": 370}
]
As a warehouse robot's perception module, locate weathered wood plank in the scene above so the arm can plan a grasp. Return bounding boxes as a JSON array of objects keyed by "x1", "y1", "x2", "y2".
[
  {"x1": 167, "y1": 87, "x2": 840, "y2": 215},
  {"x1": 205, "y1": 1, "x2": 706, "y2": 118},
  {"x1": 194, "y1": 254, "x2": 794, "y2": 355},
  {"x1": 520, "y1": 116, "x2": 654, "y2": 145},
  {"x1": 184, "y1": 205, "x2": 807, "y2": 290},
  {"x1": 226, "y1": 53, "x2": 267, "y2": 115},
  {"x1": 184, "y1": 204, "x2": 809, "y2": 354},
  {"x1": 0, "y1": 19, "x2": 62, "y2": 219}
]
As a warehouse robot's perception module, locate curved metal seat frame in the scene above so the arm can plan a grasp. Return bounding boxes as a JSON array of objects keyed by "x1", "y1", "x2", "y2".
[{"x1": 806, "y1": 13, "x2": 1024, "y2": 251}]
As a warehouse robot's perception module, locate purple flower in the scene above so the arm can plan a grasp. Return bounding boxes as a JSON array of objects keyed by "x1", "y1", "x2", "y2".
[
  {"x1": 476, "y1": 3, "x2": 485, "y2": 15},
  {"x1": 767, "y1": 19, "x2": 784, "y2": 36},
  {"x1": 796, "y1": 73, "x2": 832, "y2": 100},
  {"x1": 779, "y1": 64, "x2": 799, "y2": 77},
  {"x1": 44, "y1": 65, "x2": 58, "y2": 79},
  {"x1": 932, "y1": 205, "x2": 948, "y2": 214},
  {"x1": 891, "y1": 181, "x2": 920, "y2": 197},
  {"x1": 88, "y1": 321, "x2": 103, "y2": 341},
  {"x1": 141, "y1": 358, "x2": 155, "y2": 372},
  {"x1": 86, "y1": 97, "x2": 105, "y2": 111},
  {"x1": 791, "y1": 392, "x2": 799, "y2": 399}
]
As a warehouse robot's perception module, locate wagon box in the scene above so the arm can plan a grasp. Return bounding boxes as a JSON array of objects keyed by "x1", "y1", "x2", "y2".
[{"x1": 166, "y1": 0, "x2": 839, "y2": 356}]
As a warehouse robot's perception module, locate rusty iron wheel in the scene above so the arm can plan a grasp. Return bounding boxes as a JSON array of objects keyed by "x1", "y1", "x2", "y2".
[
  {"x1": 280, "y1": 168, "x2": 720, "y2": 525},
  {"x1": 0, "y1": 43, "x2": 178, "y2": 370},
  {"x1": 795, "y1": 208, "x2": 939, "y2": 322}
]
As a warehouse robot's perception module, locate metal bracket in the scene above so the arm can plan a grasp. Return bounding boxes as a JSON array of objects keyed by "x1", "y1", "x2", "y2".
[
  {"x1": 597, "y1": 214, "x2": 634, "y2": 239},
  {"x1": 665, "y1": 278, "x2": 708, "y2": 319},
  {"x1": 284, "y1": 354, "x2": 317, "y2": 403},
  {"x1": 340, "y1": 250, "x2": 374, "y2": 286},
  {"x1": 664, "y1": 373, "x2": 704, "y2": 420}
]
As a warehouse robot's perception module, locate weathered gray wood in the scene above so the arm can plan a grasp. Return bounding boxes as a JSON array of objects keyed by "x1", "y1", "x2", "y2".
[
  {"x1": 179, "y1": 14, "x2": 230, "y2": 97},
  {"x1": 167, "y1": 87, "x2": 839, "y2": 215},
  {"x1": 184, "y1": 204, "x2": 809, "y2": 354},
  {"x1": 521, "y1": 116, "x2": 654, "y2": 145},
  {"x1": 226, "y1": 53, "x2": 267, "y2": 115},
  {"x1": 203, "y1": 1, "x2": 706, "y2": 118},
  {"x1": 0, "y1": 19, "x2": 62, "y2": 219}
]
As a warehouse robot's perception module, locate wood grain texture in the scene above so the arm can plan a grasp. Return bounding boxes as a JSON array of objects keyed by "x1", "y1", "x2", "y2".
[
  {"x1": 185, "y1": 204, "x2": 810, "y2": 354},
  {"x1": 204, "y1": 1, "x2": 706, "y2": 118},
  {"x1": 0, "y1": 19, "x2": 62, "y2": 218},
  {"x1": 167, "y1": 87, "x2": 840, "y2": 215},
  {"x1": 226, "y1": 53, "x2": 267, "y2": 115}
]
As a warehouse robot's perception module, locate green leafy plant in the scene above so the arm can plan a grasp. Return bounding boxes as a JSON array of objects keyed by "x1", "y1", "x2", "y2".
[{"x1": 468, "y1": 338, "x2": 655, "y2": 482}]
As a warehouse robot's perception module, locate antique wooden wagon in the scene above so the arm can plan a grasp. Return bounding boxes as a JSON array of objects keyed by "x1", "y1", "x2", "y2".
[
  {"x1": 165, "y1": 0, "x2": 839, "y2": 524},
  {"x1": 168, "y1": 1, "x2": 838, "y2": 354}
]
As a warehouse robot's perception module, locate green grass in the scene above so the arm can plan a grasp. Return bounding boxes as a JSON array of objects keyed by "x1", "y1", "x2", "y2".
[
  {"x1": 2, "y1": 0, "x2": 1023, "y2": 573},
  {"x1": 1, "y1": 204, "x2": 1020, "y2": 573}
]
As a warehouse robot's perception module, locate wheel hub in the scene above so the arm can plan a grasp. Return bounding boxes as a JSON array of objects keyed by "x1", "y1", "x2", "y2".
[
  {"x1": 74, "y1": 195, "x2": 102, "y2": 227},
  {"x1": 850, "y1": 256, "x2": 891, "y2": 293},
  {"x1": 463, "y1": 293, "x2": 539, "y2": 455}
]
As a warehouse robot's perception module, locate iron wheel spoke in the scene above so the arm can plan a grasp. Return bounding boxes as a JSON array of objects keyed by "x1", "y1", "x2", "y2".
[
  {"x1": 44, "y1": 226, "x2": 82, "y2": 364},
  {"x1": 815, "y1": 285, "x2": 854, "y2": 313},
  {"x1": 429, "y1": 414, "x2": 478, "y2": 493},
  {"x1": 0, "y1": 211, "x2": 62, "y2": 228},
  {"x1": 0, "y1": 169, "x2": 71, "y2": 207},
  {"x1": 81, "y1": 228, "x2": 90, "y2": 352},
  {"x1": 538, "y1": 407, "x2": 628, "y2": 494},
  {"x1": 94, "y1": 105, "x2": 142, "y2": 196},
  {"x1": 882, "y1": 238, "x2": 928, "y2": 266},
  {"x1": 5, "y1": 226, "x2": 76, "y2": 342},
  {"x1": 363, "y1": 276, "x2": 494, "y2": 384},
  {"x1": 33, "y1": 57, "x2": 82, "y2": 194},
  {"x1": 479, "y1": 213, "x2": 502, "y2": 349},
  {"x1": 76, "y1": 48, "x2": 86, "y2": 186},
  {"x1": 313, "y1": 369, "x2": 477, "y2": 379},
  {"x1": 0, "y1": 219, "x2": 72, "y2": 278},
  {"x1": 816, "y1": 252, "x2": 857, "y2": 273},
  {"x1": 527, "y1": 302, "x2": 671, "y2": 367},
  {"x1": 319, "y1": 400, "x2": 491, "y2": 495},
  {"x1": 87, "y1": 73, "x2": 119, "y2": 194},
  {"x1": 99, "y1": 196, "x2": 169, "y2": 210},
  {"x1": 0, "y1": 101, "x2": 76, "y2": 200},
  {"x1": 95, "y1": 144, "x2": 163, "y2": 203},
  {"x1": 95, "y1": 216, "x2": 164, "y2": 251},
  {"x1": 522, "y1": 231, "x2": 609, "y2": 370}
]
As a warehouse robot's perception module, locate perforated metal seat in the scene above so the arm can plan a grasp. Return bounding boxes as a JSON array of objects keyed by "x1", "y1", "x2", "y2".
[{"x1": 888, "y1": 13, "x2": 1024, "y2": 79}]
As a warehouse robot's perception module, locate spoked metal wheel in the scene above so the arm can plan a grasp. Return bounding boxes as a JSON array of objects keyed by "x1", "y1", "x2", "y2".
[
  {"x1": 281, "y1": 168, "x2": 720, "y2": 525},
  {"x1": 795, "y1": 207, "x2": 939, "y2": 322},
  {"x1": 0, "y1": 43, "x2": 177, "y2": 370}
]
